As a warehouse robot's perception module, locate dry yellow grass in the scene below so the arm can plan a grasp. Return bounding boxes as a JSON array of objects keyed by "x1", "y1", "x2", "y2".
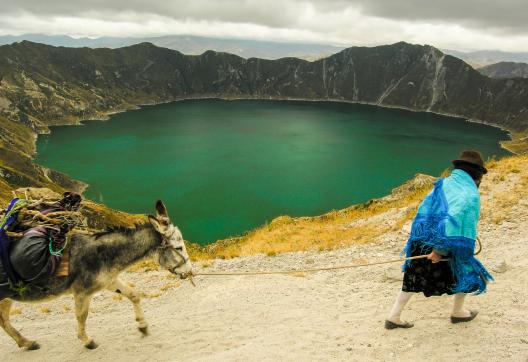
[
  {"x1": 501, "y1": 132, "x2": 528, "y2": 154},
  {"x1": 160, "y1": 283, "x2": 181, "y2": 291},
  {"x1": 145, "y1": 292, "x2": 162, "y2": 299},
  {"x1": 7, "y1": 153, "x2": 525, "y2": 270},
  {"x1": 479, "y1": 154, "x2": 528, "y2": 225},
  {"x1": 110, "y1": 153, "x2": 528, "y2": 272},
  {"x1": 193, "y1": 175, "x2": 434, "y2": 260},
  {"x1": 40, "y1": 306, "x2": 51, "y2": 314},
  {"x1": 111, "y1": 153, "x2": 527, "y2": 273},
  {"x1": 187, "y1": 154, "x2": 528, "y2": 261},
  {"x1": 127, "y1": 259, "x2": 159, "y2": 272},
  {"x1": 291, "y1": 272, "x2": 306, "y2": 278},
  {"x1": 10, "y1": 307, "x2": 22, "y2": 316}
]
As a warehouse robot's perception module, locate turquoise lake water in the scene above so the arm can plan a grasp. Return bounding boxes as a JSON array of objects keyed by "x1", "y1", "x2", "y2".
[{"x1": 35, "y1": 99, "x2": 510, "y2": 244}]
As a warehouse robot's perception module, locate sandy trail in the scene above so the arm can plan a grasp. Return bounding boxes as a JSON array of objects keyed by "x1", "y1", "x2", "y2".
[{"x1": 1, "y1": 186, "x2": 528, "y2": 361}]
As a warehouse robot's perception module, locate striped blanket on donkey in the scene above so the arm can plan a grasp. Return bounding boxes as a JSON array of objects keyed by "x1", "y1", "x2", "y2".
[{"x1": 0, "y1": 192, "x2": 83, "y2": 300}]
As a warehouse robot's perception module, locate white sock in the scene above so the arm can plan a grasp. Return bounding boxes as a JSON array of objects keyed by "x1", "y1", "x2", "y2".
[
  {"x1": 452, "y1": 293, "x2": 471, "y2": 317},
  {"x1": 387, "y1": 291, "x2": 413, "y2": 323}
]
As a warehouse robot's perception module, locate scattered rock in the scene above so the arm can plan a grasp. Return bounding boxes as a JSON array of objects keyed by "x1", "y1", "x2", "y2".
[
  {"x1": 491, "y1": 260, "x2": 509, "y2": 273},
  {"x1": 401, "y1": 222, "x2": 412, "y2": 234},
  {"x1": 381, "y1": 270, "x2": 403, "y2": 283}
]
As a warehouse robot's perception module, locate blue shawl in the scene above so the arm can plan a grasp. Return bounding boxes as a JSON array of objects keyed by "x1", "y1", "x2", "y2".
[{"x1": 403, "y1": 169, "x2": 493, "y2": 294}]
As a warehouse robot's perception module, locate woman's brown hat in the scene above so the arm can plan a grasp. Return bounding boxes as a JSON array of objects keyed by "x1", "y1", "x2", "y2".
[{"x1": 452, "y1": 150, "x2": 488, "y2": 174}]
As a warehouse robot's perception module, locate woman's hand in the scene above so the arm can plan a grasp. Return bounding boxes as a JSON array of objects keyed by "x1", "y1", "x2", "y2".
[{"x1": 427, "y1": 250, "x2": 443, "y2": 263}]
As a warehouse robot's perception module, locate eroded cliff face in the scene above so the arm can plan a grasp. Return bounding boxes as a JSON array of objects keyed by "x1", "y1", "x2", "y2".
[{"x1": 0, "y1": 40, "x2": 527, "y2": 203}]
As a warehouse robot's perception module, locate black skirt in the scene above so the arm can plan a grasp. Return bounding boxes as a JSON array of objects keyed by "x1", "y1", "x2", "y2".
[{"x1": 402, "y1": 240, "x2": 455, "y2": 297}]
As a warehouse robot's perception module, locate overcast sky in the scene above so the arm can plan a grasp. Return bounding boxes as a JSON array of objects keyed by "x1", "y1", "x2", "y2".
[{"x1": 1, "y1": 0, "x2": 528, "y2": 52}]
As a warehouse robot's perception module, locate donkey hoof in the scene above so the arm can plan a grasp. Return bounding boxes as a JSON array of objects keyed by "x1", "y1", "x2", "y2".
[
  {"x1": 85, "y1": 340, "x2": 99, "y2": 349},
  {"x1": 26, "y1": 341, "x2": 41, "y2": 350},
  {"x1": 138, "y1": 326, "x2": 149, "y2": 336}
]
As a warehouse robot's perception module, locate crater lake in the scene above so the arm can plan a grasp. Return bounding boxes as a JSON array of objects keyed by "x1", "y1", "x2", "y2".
[{"x1": 36, "y1": 99, "x2": 511, "y2": 244}]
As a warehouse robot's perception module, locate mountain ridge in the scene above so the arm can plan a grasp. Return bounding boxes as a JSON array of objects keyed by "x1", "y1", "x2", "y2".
[
  {"x1": 5, "y1": 33, "x2": 528, "y2": 66},
  {"x1": 1, "y1": 40, "x2": 527, "y2": 132},
  {"x1": 0, "y1": 40, "x2": 527, "y2": 204},
  {"x1": 443, "y1": 48, "x2": 528, "y2": 68},
  {"x1": 478, "y1": 61, "x2": 528, "y2": 79}
]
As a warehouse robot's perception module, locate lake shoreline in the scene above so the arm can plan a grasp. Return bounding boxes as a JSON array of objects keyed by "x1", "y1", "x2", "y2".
[
  {"x1": 35, "y1": 95, "x2": 519, "y2": 154},
  {"x1": 35, "y1": 98, "x2": 513, "y2": 244}
]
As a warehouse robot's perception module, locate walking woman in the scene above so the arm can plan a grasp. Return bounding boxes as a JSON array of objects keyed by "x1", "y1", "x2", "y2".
[{"x1": 385, "y1": 150, "x2": 493, "y2": 329}]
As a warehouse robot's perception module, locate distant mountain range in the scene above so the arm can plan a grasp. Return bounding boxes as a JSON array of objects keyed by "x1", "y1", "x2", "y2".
[
  {"x1": 443, "y1": 49, "x2": 528, "y2": 68},
  {"x1": 0, "y1": 34, "x2": 343, "y2": 60},
  {"x1": 4, "y1": 33, "x2": 528, "y2": 68},
  {"x1": 478, "y1": 62, "x2": 528, "y2": 79}
]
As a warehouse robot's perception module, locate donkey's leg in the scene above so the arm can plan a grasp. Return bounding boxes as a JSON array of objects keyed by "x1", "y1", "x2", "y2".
[
  {"x1": 73, "y1": 293, "x2": 98, "y2": 349},
  {"x1": 0, "y1": 299, "x2": 40, "y2": 350},
  {"x1": 107, "y1": 278, "x2": 148, "y2": 335}
]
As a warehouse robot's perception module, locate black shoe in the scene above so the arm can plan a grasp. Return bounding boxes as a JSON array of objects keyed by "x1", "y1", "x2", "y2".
[
  {"x1": 451, "y1": 310, "x2": 478, "y2": 324},
  {"x1": 384, "y1": 320, "x2": 414, "y2": 329}
]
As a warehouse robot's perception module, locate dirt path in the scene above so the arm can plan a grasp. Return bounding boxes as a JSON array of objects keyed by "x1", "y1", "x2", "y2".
[{"x1": 1, "y1": 205, "x2": 527, "y2": 361}]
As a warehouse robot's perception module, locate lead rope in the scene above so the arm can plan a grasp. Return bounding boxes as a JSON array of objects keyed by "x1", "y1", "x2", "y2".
[
  {"x1": 192, "y1": 254, "x2": 439, "y2": 277},
  {"x1": 191, "y1": 237, "x2": 483, "y2": 278}
]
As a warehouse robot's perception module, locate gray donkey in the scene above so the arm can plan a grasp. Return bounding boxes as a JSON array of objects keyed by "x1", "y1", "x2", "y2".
[{"x1": 0, "y1": 200, "x2": 193, "y2": 350}]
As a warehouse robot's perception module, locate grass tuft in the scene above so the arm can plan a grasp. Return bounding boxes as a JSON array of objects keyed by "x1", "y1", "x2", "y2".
[
  {"x1": 10, "y1": 307, "x2": 22, "y2": 316},
  {"x1": 160, "y1": 283, "x2": 180, "y2": 291}
]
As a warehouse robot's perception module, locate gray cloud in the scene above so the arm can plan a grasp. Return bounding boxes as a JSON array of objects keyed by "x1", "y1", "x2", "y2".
[
  {"x1": 353, "y1": 0, "x2": 528, "y2": 32},
  {"x1": 1, "y1": 0, "x2": 528, "y2": 51},
  {"x1": 3, "y1": 1, "x2": 303, "y2": 28},
  {"x1": 4, "y1": 0, "x2": 528, "y2": 31}
]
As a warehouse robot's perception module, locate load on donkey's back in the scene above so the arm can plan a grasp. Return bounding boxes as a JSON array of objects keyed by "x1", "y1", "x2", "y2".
[{"x1": 0, "y1": 191, "x2": 83, "y2": 300}]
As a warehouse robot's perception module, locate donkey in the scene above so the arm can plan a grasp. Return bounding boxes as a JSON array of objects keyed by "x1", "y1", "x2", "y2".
[{"x1": 0, "y1": 200, "x2": 193, "y2": 350}]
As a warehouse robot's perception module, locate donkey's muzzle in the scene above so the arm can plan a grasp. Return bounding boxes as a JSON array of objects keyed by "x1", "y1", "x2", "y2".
[
  {"x1": 178, "y1": 271, "x2": 196, "y2": 286},
  {"x1": 170, "y1": 267, "x2": 184, "y2": 276},
  {"x1": 178, "y1": 271, "x2": 191, "y2": 279}
]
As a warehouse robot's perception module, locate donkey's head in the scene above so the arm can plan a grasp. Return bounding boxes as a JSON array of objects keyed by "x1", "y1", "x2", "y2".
[{"x1": 148, "y1": 200, "x2": 193, "y2": 279}]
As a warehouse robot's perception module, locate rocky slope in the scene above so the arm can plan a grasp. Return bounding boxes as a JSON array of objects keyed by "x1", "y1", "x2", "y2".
[
  {"x1": 1, "y1": 154, "x2": 526, "y2": 361},
  {"x1": 478, "y1": 62, "x2": 528, "y2": 79},
  {"x1": 0, "y1": 115, "x2": 85, "y2": 204}
]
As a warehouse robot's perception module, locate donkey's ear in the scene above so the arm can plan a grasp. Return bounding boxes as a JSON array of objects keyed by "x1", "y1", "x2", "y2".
[
  {"x1": 148, "y1": 214, "x2": 162, "y2": 233},
  {"x1": 155, "y1": 200, "x2": 169, "y2": 218}
]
